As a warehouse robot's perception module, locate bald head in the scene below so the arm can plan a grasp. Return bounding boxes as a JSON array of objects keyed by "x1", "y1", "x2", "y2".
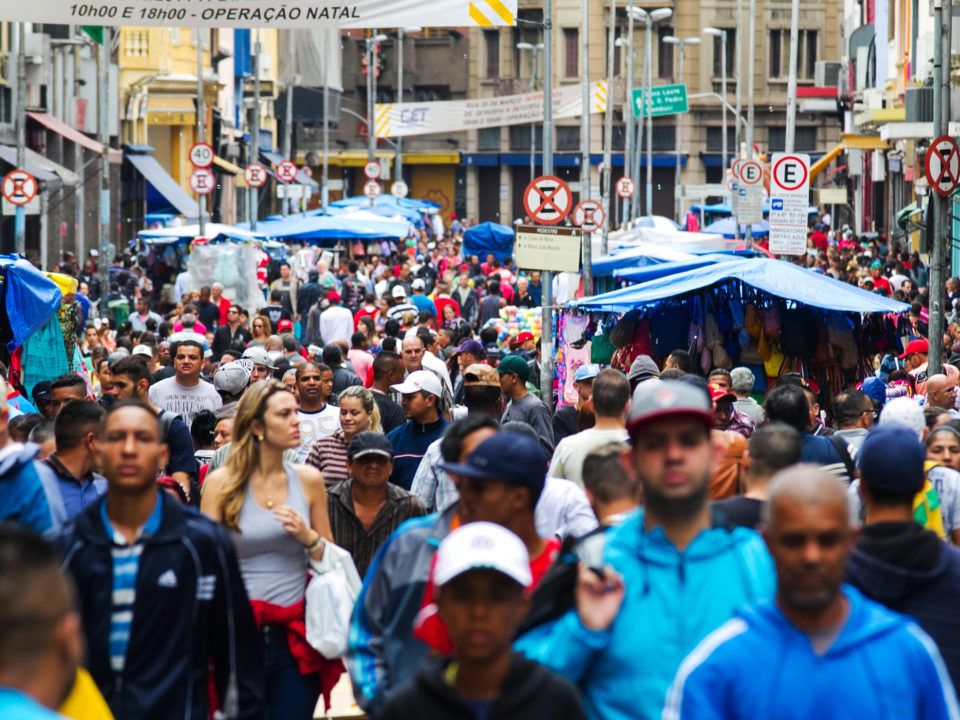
[
  {"x1": 926, "y1": 374, "x2": 958, "y2": 411},
  {"x1": 763, "y1": 465, "x2": 850, "y2": 529}
]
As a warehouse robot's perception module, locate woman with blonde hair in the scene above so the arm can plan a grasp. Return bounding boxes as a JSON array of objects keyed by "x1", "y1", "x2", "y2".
[
  {"x1": 201, "y1": 379, "x2": 335, "y2": 719},
  {"x1": 306, "y1": 385, "x2": 381, "y2": 487},
  {"x1": 248, "y1": 314, "x2": 272, "y2": 347}
]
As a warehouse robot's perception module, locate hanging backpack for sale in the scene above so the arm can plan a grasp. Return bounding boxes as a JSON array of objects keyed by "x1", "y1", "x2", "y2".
[{"x1": 780, "y1": 306, "x2": 819, "y2": 358}]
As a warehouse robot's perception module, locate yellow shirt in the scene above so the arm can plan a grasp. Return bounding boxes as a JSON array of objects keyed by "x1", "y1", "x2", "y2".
[
  {"x1": 59, "y1": 668, "x2": 114, "y2": 720},
  {"x1": 914, "y1": 467, "x2": 946, "y2": 539}
]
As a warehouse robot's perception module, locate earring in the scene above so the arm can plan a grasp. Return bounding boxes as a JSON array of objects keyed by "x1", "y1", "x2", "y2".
[{"x1": 257, "y1": 435, "x2": 264, "y2": 442}]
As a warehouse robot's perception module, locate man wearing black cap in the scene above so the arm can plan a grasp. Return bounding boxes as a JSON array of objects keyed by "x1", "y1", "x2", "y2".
[
  {"x1": 847, "y1": 425, "x2": 960, "y2": 690},
  {"x1": 516, "y1": 380, "x2": 775, "y2": 720},
  {"x1": 328, "y1": 432, "x2": 426, "y2": 577},
  {"x1": 499, "y1": 355, "x2": 553, "y2": 453}
]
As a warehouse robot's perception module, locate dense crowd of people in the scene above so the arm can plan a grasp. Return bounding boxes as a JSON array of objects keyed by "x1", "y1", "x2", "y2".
[{"x1": 4, "y1": 219, "x2": 960, "y2": 720}]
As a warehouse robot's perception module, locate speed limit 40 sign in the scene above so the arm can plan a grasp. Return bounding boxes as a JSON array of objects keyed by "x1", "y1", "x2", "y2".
[{"x1": 189, "y1": 142, "x2": 214, "y2": 169}]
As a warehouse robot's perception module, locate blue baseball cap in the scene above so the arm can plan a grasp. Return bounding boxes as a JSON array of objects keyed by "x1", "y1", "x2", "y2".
[
  {"x1": 439, "y1": 432, "x2": 547, "y2": 494},
  {"x1": 859, "y1": 376, "x2": 887, "y2": 407},
  {"x1": 454, "y1": 339, "x2": 485, "y2": 356},
  {"x1": 574, "y1": 364, "x2": 601, "y2": 382},
  {"x1": 859, "y1": 425, "x2": 926, "y2": 495}
]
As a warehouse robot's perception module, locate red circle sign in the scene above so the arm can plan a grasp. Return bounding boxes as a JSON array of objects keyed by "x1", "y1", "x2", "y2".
[
  {"x1": 523, "y1": 175, "x2": 572, "y2": 225},
  {"x1": 772, "y1": 155, "x2": 809, "y2": 192},
  {"x1": 363, "y1": 180, "x2": 382, "y2": 198},
  {"x1": 572, "y1": 200, "x2": 605, "y2": 233},
  {"x1": 189, "y1": 142, "x2": 215, "y2": 168},
  {"x1": 925, "y1": 135, "x2": 960, "y2": 197},
  {"x1": 189, "y1": 168, "x2": 215, "y2": 195},
  {"x1": 739, "y1": 160, "x2": 763, "y2": 185},
  {"x1": 616, "y1": 177, "x2": 635, "y2": 198},
  {"x1": 277, "y1": 160, "x2": 298, "y2": 183},
  {"x1": 364, "y1": 161, "x2": 381, "y2": 180},
  {"x1": 2, "y1": 170, "x2": 37, "y2": 206},
  {"x1": 244, "y1": 163, "x2": 268, "y2": 188}
]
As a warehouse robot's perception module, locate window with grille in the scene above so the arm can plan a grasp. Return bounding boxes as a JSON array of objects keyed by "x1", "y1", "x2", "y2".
[
  {"x1": 712, "y1": 29, "x2": 735, "y2": 77},
  {"x1": 658, "y1": 26, "x2": 674, "y2": 80},
  {"x1": 564, "y1": 29, "x2": 578, "y2": 77},
  {"x1": 485, "y1": 31, "x2": 499, "y2": 79}
]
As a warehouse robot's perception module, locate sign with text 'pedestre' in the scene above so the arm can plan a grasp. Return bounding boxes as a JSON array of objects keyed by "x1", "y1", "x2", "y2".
[
  {"x1": 768, "y1": 153, "x2": 810, "y2": 256},
  {"x1": 516, "y1": 225, "x2": 582, "y2": 272}
]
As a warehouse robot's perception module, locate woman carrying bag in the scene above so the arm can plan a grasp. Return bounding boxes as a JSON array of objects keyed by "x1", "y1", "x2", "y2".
[{"x1": 202, "y1": 379, "x2": 340, "y2": 719}]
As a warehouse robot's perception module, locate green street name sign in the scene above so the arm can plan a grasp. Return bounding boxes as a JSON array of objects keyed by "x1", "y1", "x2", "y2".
[{"x1": 631, "y1": 83, "x2": 688, "y2": 118}]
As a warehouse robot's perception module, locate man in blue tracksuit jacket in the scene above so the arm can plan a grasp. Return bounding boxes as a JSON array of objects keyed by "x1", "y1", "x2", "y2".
[
  {"x1": 385, "y1": 370, "x2": 448, "y2": 490},
  {"x1": 663, "y1": 464, "x2": 960, "y2": 720},
  {"x1": 516, "y1": 380, "x2": 776, "y2": 720}
]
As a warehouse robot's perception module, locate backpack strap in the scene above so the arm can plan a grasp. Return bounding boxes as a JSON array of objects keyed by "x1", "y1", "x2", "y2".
[{"x1": 827, "y1": 434, "x2": 857, "y2": 480}]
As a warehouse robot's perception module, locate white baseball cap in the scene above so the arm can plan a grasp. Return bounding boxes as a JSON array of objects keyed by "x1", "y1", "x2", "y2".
[
  {"x1": 434, "y1": 522, "x2": 531, "y2": 588},
  {"x1": 132, "y1": 344, "x2": 153, "y2": 357},
  {"x1": 391, "y1": 285, "x2": 407, "y2": 298},
  {"x1": 390, "y1": 369, "x2": 442, "y2": 397},
  {"x1": 412, "y1": 278, "x2": 426, "y2": 290}
]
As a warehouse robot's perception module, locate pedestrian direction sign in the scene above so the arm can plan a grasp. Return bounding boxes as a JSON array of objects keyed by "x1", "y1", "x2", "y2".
[
  {"x1": 768, "y1": 153, "x2": 810, "y2": 256},
  {"x1": 631, "y1": 84, "x2": 688, "y2": 118},
  {"x1": 925, "y1": 135, "x2": 960, "y2": 197},
  {"x1": 244, "y1": 163, "x2": 268, "y2": 188},
  {"x1": 523, "y1": 175, "x2": 573, "y2": 225},
  {"x1": 515, "y1": 224, "x2": 582, "y2": 272}
]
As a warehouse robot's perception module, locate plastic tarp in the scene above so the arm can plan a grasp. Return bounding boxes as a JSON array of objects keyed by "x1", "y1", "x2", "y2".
[
  {"x1": 595, "y1": 228, "x2": 727, "y2": 258},
  {"x1": 613, "y1": 254, "x2": 734, "y2": 283},
  {"x1": 186, "y1": 243, "x2": 265, "y2": 312},
  {"x1": 463, "y1": 222, "x2": 515, "y2": 261},
  {"x1": 572, "y1": 258, "x2": 911, "y2": 314},
  {"x1": 592, "y1": 243, "x2": 698, "y2": 277},
  {"x1": 702, "y1": 217, "x2": 770, "y2": 238},
  {"x1": 0, "y1": 255, "x2": 62, "y2": 350},
  {"x1": 139, "y1": 223, "x2": 264, "y2": 244},
  {"x1": 633, "y1": 215, "x2": 681, "y2": 230},
  {"x1": 127, "y1": 154, "x2": 206, "y2": 219},
  {"x1": 330, "y1": 195, "x2": 440, "y2": 214},
  {"x1": 250, "y1": 213, "x2": 410, "y2": 242}
]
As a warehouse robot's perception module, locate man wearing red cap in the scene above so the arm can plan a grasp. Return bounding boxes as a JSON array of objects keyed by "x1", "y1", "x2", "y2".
[{"x1": 320, "y1": 290, "x2": 354, "y2": 346}]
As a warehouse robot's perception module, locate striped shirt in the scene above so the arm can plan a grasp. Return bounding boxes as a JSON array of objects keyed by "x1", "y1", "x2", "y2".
[
  {"x1": 327, "y1": 479, "x2": 427, "y2": 577},
  {"x1": 305, "y1": 430, "x2": 350, "y2": 488},
  {"x1": 100, "y1": 492, "x2": 164, "y2": 674}
]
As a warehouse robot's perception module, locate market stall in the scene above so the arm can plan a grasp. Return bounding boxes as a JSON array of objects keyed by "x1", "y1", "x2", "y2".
[
  {"x1": 560, "y1": 257, "x2": 909, "y2": 405},
  {"x1": 463, "y1": 222, "x2": 515, "y2": 262}
]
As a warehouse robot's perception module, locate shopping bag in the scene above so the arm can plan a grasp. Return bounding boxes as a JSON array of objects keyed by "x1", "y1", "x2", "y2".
[{"x1": 305, "y1": 542, "x2": 362, "y2": 658}]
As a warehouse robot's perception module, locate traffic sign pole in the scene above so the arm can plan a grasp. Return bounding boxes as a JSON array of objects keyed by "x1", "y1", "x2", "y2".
[{"x1": 542, "y1": 0, "x2": 556, "y2": 412}]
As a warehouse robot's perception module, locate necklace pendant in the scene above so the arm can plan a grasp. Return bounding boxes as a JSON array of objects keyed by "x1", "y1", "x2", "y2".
[{"x1": 266, "y1": 499, "x2": 274, "y2": 509}]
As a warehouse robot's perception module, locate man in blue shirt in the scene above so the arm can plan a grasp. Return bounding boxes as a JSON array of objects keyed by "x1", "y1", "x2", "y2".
[
  {"x1": 664, "y1": 465, "x2": 960, "y2": 720},
  {"x1": 34, "y1": 400, "x2": 106, "y2": 521},
  {"x1": 0, "y1": 524, "x2": 82, "y2": 720},
  {"x1": 409, "y1": 279, "x2": 437, "y2": 317}
]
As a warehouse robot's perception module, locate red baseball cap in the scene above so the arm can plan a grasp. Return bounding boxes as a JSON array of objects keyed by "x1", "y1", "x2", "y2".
[
  {"x1": 327, "y1": 291, "x2": 341, "y2": 304},
  {"x1": 709, "y1": 385, "x2": 736, "y2": 403},
  {"x1": 278, "y1": 319, "x2": 294, "y2": 332},
  {"x1": 899, "y1": 338, "x2": 929, "y2": 359},
  {"x1": 512, "y1": 331, "x2": 534, "y2": 345}
]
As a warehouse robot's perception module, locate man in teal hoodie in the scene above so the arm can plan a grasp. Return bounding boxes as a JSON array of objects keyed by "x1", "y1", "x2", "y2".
[
  {"x1": 663, "y1": 465, "x2": 959, "y2": 720},
  {"x1": 516, "y1": 380, "x2": 775, "y2": 720}
]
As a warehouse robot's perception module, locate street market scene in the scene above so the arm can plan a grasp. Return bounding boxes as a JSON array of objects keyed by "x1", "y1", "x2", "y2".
[{"x1": 1, "y1": 0, "x2": 960, "y2": 719}]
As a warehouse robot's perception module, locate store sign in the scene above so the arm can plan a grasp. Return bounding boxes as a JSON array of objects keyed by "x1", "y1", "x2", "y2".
[
  {"x1": 515, "y1": 225, "x2": 582, "y2": 272},
  {"x1": 376, "y1": 85, "x2": 595, "y2": 138},
  {"x1": 0, "y1": 0, "x2": 517, "y2": 28}
]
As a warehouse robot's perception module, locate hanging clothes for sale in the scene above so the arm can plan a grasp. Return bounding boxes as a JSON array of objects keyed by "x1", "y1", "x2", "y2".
[{"x1": 21, "y1": 314, "x2": 70, "y2": 398}]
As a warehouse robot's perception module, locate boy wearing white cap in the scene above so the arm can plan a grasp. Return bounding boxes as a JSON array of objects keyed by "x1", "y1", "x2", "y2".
[{"x1": 377, "y1": 522, "x2": 585, "y2": 720}]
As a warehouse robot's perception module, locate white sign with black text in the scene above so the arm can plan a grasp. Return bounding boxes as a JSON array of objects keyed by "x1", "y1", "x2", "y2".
[{"x1": 768, "y1": 153, "x2": 810, "y2": 256}]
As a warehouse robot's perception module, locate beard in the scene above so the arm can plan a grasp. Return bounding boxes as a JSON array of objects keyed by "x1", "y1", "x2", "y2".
[{"x1": 642, "y1": 473, "x2": 709, "y2": 521}]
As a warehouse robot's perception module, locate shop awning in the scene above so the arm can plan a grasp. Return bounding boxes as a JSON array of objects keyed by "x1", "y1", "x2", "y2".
[
  {"x1": 896, "y1": 201, "x2": 925, "y2": 232},
  {"x1": 0, "y1": 145, "x2": 62, "y2": 191},
  {"x1": 572, "y1": 258, "x2": 911, "y2": 314},
  {"x1": 126, "y1": 153, "x2": 204, "y2": 219},
  {"x1": 260, "y1": 150, "x2": 319, "y2": 189},
  {"x1": 26, "y1": 111, "x2": 122, "y2": 163}
]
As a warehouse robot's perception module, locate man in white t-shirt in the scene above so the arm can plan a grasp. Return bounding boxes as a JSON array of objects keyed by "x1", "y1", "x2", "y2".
[
  {"x1": 549, "y1": 369, "x2": 630, "y2": 488},
  {"x1": 148, "y1": 340, "x2": 222, "y2": 427},
  {"x1": 294, "y1": 362, "x2": 340, "y2": 462}
]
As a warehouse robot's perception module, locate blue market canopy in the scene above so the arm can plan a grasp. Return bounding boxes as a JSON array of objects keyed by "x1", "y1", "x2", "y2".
[
  {"x1": 572, "y1": 258, "x2": 911, "y2": 314},
  {"x1": 0, "y1": 255, "x2": 62, "y2": 350},
  {"x1": 591, "y1": 244, "x2": 699, "y2": 277},
  {"x1": 329, "y1": 195, "x2": 440, "y2": 214},
  {"x1": 251, "y1": 213, "x2": 411, "y2": 242},
  {"x1": 702, "y1": 217, "x2": 770, "y2": 238},
  {"x1": 613, "y1": 254, "x2": 733, "y2": 283},
  {"x1": 139, "y1": 223, "x2": 264, "y2": 244},
  {"x1": 463, "y1": 222, "x2": 516, "y2": 261}
]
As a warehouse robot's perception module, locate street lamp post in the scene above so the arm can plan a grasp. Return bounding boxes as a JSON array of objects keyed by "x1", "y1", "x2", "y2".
[
  {"x1": 517, "y1": 41, "x2": 544, "y2": 186},
  {"x1": 615, "y1": 35, "x2": 632, "y2": 224},
  {"x1": 703, "y1": 28, "x2": 727, "y2": 185},
  {"x1": 663, "y1": 35, "x2": 699, "y2": 223}
]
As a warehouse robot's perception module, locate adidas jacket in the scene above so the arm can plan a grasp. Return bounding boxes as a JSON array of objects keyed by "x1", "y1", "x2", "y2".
[{"x1": 51, "y1": 492, "x2": 265, "y2": 720}]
